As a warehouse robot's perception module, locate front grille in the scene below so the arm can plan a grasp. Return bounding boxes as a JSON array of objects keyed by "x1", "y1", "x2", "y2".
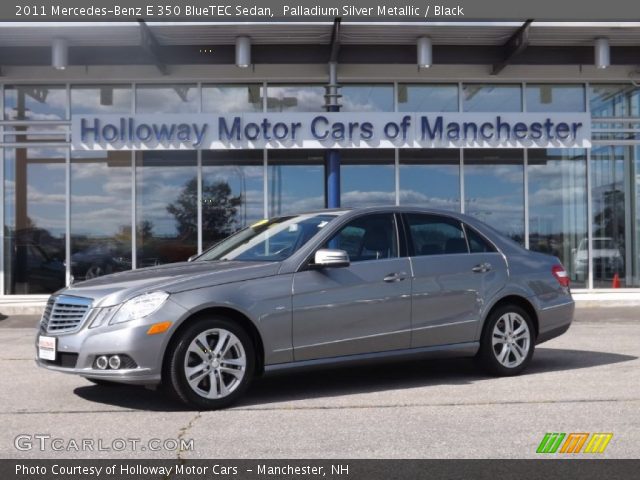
[{"x1": 40, "y1": 295, "x2": 93, "y2": 334}]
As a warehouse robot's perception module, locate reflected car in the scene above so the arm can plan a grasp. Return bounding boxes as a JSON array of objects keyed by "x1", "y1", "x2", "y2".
[
  {"x1": 71, "y1": 243, "x2": 132, "y2": 280},
  {"x1": 573, "y1": 237, "x2": 624, "y2": 280},
  {"x1": 36, "y1": 207, "x2": 574, "y2": 409}
]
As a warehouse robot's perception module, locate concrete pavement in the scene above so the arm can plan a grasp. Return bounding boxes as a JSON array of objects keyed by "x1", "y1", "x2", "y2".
[{"x1": 0, "y1": 309, "x2": 638, "y2": 458}]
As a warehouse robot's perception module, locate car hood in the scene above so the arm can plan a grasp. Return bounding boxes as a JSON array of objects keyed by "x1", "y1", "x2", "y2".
[{"x1": 59, "y1": 260, "x2": 279, "y2": 306}]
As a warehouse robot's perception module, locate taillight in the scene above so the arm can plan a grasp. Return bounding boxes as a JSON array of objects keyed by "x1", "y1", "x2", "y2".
[{"x1": 552, "y1": 264, "x2": 570, "y2": 288}]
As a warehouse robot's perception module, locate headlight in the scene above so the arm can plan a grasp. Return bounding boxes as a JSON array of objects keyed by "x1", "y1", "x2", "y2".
[{"x1": 109, "y1": 292, "x2": 170, "y2": 325}]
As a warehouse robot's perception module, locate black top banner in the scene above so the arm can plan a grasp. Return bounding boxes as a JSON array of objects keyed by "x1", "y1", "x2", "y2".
[{"x1": 5, "y1": 0, "x2": 640, "y2": 21}]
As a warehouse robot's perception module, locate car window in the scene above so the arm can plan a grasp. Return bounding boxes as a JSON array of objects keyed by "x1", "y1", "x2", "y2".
[
  {"x1": 465, "y1": 226, "x2": 496, "y2": 253},
  {"x1": 406, "y1": 214, "x2": 468, "y2": 256},
  {"x1": 325, "y1": 214, "x2": 398, "y2": 262}
]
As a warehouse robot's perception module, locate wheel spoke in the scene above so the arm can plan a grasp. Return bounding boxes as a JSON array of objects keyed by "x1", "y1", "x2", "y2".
[
  {"x1": 187, "y1": 367, "x2": 208, "y2": 390},
  {"x1": 511, "y1": 343, "x2": 525, "y2": 362},
  {"x1": 187, "y1": 344, "x2": 208, "y2": 362},
  {"x1": 194, "y1": 333, "x2": 211, "y2": 353},
  {"x1": 220, "y1": 366, "x2": 243, "y2": 379},
  {"x1": 492, "y1": 332, "x2": 506, "y2": 346},
  {"x1": 221, "y1": 358, "x2": 245, "y2": 367},
  {"x1": 206, "y1": 371, "x2": 219, "y2": 398},
  {"x1": 497, "y1": 345, "x2": 510, "y2": 365},
  {"x1": 213, "y1": 331, "x2": 230, "y2": 355}
]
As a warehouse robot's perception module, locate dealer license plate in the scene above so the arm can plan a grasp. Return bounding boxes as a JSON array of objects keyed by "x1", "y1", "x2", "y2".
[{"x1": 38, "y1": 335, "x2": 56, "y2": 361}]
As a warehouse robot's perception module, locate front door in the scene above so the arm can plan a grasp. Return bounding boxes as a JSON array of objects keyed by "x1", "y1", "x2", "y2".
[{"x1": 292, "y1": 213, "x2": 412, "y2": 361}]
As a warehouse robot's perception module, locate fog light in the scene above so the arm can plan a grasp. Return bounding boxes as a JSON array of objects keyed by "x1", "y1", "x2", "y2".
[
  {"x1": 95, "y1": 356, "x2": 108, "y2": 370},
  {"x1": 108, "y1": 355, "x2": 121, "y2": 370}
]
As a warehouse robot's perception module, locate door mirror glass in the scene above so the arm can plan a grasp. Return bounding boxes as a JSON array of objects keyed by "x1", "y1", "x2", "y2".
[{"x1": 313, "y1": 249, "x2": 350, "y2": 268}]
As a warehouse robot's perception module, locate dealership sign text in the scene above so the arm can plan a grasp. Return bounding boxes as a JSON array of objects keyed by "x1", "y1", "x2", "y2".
[{"x1": 73, "y1": 113, "x2": 591, "y2": 150}]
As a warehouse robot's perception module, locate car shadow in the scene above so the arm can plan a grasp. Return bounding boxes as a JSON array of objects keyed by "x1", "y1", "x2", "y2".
[{"x1": 73, "y1": 347, "x2": 637, "y2": 411}]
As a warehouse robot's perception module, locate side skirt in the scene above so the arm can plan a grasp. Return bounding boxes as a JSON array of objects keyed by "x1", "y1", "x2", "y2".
[{"x1": 263, "y1": 342, "x2": 480, "y2": 376}]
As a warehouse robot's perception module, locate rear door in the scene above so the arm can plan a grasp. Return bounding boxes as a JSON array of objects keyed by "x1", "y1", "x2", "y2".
[{"x1": 403, "y1": 213, "x2": 507, "y2": 348}]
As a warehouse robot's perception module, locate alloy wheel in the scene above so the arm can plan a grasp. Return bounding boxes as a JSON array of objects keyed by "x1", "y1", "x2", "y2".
[{"x1": 491, "y1": 312, "x2": 531, "y2": 368}]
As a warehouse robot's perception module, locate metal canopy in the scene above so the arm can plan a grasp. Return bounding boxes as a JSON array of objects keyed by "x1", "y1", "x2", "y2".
[{"x1": 0, "y1": 21, "x2": 637, "y2": 68}]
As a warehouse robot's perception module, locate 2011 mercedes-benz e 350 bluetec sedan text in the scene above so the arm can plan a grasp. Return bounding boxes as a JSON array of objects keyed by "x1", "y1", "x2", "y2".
[{"x1": 37, "y1": 207, "x2": 574, "y2": 409}]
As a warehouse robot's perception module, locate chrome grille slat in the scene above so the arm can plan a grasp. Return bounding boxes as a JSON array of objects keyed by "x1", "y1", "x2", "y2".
[{"x1": 40, "y1": 295, "x2": 92, "y2": 335}]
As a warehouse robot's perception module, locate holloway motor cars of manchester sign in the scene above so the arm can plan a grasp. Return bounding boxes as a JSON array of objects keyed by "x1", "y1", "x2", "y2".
[{"x1": 72, "y1": 112, "x2": 591, "y2": 150}]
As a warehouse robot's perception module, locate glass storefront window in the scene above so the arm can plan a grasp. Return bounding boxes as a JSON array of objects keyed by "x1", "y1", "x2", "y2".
[
  {"x1": 135, "y1": 151, "x2": 197, "y2": 266},
  {"x1": 265, "y1": 85, "x2": 325, "y2": 112},
  {"x1": 71, "y1": 151, "x2": 132, "y2": 281},
  {"x1": 267, "y1": 150, "x2": 324, "y2": 215},
  {"x1": 4, "y1": 85, "x2": 68, "y2": 141},
  {"x1": 591, "y1": 146, "x2": 639, "y2": 288},
  {"x1": 4, "y1": 148, "x2": 67, "y2": 294},
  {"x1": 463, "y1": 84, "x2": 522, "y2": 112},
  {"x1": 71, "y1": 85, "x2": 132, "y2": 114},
  {"x1": 526, "y1": 84, "x2": 585, "y2": 112},
  {"x1": 590, "y1": 84, "x2": 640, "y2": 117},
  {"x1": 528, "y1": 149, "x2": 588, "y2": 288},
  {"x1": 464, "y1": 149, "x2": 525, "y2": 244},
  {"x1": 136, "y1": 84, "x2": 198, "y2": 113},
  {"x1": 341, "y1": 150, "x2": 395, "y2": 207},
  {"x1": 399, "y1": 149, "x2": 460, "y2": 211},
  {"x1": 398, "y1": 84, "x2": 459, "y2": 112},
  {"x1": 341, "y1": 84, "x2": 393, "y2": 112},
  {"x1": 4, "y1": 85, "x2": 67, "y2": 120},
  {"x1": 202, "y1": 150, "x2": 264, "y2": 248},
  {"x1": 202, "y1": 85, "x2": 262, "y2": 113}
]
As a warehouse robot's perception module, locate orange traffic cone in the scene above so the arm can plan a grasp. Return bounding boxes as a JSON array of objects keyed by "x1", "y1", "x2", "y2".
[{"x1": 612, "y1": 273, "x2": 620, "y2": 288}]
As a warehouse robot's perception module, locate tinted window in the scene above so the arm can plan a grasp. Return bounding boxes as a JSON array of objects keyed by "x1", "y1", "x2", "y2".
[
  {"x1": 465, "y1": 226, "x2": 495, "y2": 253},
  {"x1": 326, "y1": 214, "x2": 398, "y2": 262},
  {"x1": 406, "y1": 214, "x2": 468, "y2": 256}
]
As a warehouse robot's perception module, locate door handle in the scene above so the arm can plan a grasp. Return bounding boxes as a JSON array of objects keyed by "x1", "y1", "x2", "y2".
[
  {"x1": 472, "y1": 263, "x2": 492, "y2": 273},
  {"x1": 383, "y1": 272, "x2": 408, "y2": 282}
]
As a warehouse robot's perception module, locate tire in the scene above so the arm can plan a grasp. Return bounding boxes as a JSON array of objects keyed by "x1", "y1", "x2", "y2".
[
  {"x1": 477, "y1": 305, "x2": 535, "y2": 376},
  {"x1": 85, "y1": 378, "x2": 121, "y2": 387},
  {"x1": 164, "y1": 316, "x2": 255, "y2": 410}
]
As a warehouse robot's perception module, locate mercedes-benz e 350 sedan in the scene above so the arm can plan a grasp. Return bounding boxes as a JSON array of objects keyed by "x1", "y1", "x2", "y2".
[{"x1": 37, "y1": 207, "x2": 574, "y2": 409}]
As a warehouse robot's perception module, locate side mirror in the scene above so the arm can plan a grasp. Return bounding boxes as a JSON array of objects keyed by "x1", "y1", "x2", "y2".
[
  {"x1": 313, "y1": 249, "x2": 350, "y2": 268},
  {"x1": 187, "y1": 254, "x2": 198, "y2": 262}
]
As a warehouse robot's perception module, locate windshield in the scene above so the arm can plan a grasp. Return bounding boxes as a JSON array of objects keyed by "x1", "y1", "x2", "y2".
[{"x1": 197, "y1": 213, "x2": 338, "y2": 262}]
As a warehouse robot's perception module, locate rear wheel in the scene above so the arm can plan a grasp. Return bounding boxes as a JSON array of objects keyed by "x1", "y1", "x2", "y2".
[
  {"x1": 165, "y1": 316, "x2": 255, "y2": 410},
  {"x1": 478, "y1": 305, "x2": 535, "y2": 376}
]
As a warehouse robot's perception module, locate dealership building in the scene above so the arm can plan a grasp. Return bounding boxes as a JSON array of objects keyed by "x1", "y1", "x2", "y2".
[{"x1": 0, "y1": 21, "x2": 639, "y2": 303}]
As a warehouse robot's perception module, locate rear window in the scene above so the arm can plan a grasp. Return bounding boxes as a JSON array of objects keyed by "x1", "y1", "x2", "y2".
[
  {"x1": 465, "y1": 226, "x2": 496, "y2": 253},
  {"x1": 405, "y1": 214, "x2": 468, "y2": 256}
]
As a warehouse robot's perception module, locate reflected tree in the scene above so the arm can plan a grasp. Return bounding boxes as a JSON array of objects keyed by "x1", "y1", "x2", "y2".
[{"x1": 167, "y1": 177, "x2": 241, "y2": 243}]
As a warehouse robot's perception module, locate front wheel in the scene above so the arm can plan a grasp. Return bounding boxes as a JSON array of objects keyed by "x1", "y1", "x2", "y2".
[
  {"x1": 477, "y1": 305, "x2": 535, "y2": 376},
  {"x1": 164, "y1": 317, "x2": 255, "y2": 410}
]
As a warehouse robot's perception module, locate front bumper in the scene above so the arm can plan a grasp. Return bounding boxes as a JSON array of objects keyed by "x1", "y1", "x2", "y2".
[{"x1": 36, "y1": 297, "x2": 188, "y2": 386}]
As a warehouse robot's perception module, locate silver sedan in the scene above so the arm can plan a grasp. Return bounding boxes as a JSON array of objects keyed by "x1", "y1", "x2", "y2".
[{"x1": 36, "y1": 207, "x2": 574, "y2": 409}]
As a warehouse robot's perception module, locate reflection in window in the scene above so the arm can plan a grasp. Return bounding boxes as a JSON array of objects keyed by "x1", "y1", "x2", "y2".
[
  {"x1": 136, "y1": 84, "x2": 198, "y2": 113},
  {"x1": 406, "y1": 214, "x2": 467, "y2": 256},
  {"x1": 71, "y1": 85, "x2": 132, "y2": 114},
  {"x1": 463, "y1": 84, "x2": 522, "y2": 112},
  {"x1": 136, "y1": 151, "x2": 197, "y2": 266},
  {"x1": 341, "y1": 150, "x2": 395, "y2": 208},
  {"x1": 590, "y1": 84, "x2": 640, "y2": 117},
  {"x1": 526, "y1": 84, "x2": 585, "y2": 112},
  {"x1": 399, "y1": 149, "x2": 460, "y2": 211},
  {"x1": 341, "y1": 85, "x2": 393, "y2": 112},
  {"x1": 398, "y1": 84, "x2": 458, "y2": 112},
  {"x1": 591, "y1": 146, "x2": 636, "y2": 287},
  {"x1": 202, "y1": 150, "x2": 264, "y2": 248},
  {"x1": 4, "y1": 85, "x2": 67, "y2": 120},
  {"x1": 528, "y1": 149, "x2": 587, "y2": 288},
  {"x1": 4, "y1": 148, "x2": 67, "y2": 294},
  {"x1": 203, "y1": 85, "x2": 262, "y2": 113},
  {"x1": 464, "y1": 149, "x2": 524, "y2": 244},
  {"x1": 71, "y1": 151, "x2": 132, "y2": 281},
  {"x1": 265, "y1": 85, "x2": 325, "y2": 112},
  {"x1": 267, "y1": 150, "x2": 324, "y2": 216},
  {"x1": 4, "y1": 86, "x2": 68, "y2": 141}
]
